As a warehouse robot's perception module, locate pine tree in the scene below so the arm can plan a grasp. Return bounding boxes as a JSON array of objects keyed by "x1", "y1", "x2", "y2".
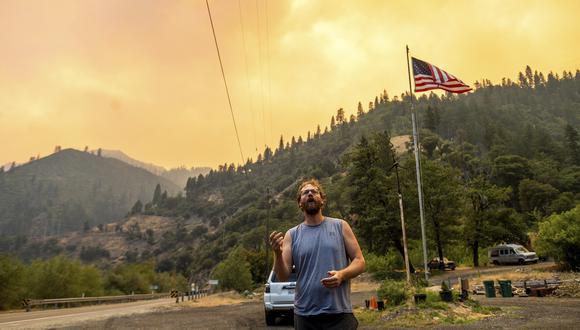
[
  {"x1": 518, "y1": 72, "x2": 528, "y2": 87},
  {"x1": 278, "y1": 135, "x2": 284, "y2": 154},
  {"x1": 565, "y1": 124, "x2": 580, "y2": 164},
  {"x1": 152, "y1": 184, "x2": 162, "y2": 205},
  {"x1": 336, "y1": 108, "x2": 345, "y2": 124},
  {"x1": 316, "y1": 125, "x2": 321, "y2": 138},
  {"x1": 330, "y1": 116, "x2": 336, "y2": 130},
  {"x1": 131, "y1": 200, "x2": 143, "y2": 214},
  {"x1": 533, "y1": 70, "x2": 542, "y2": 88},
  {"x1": 374, "y1": 96, "x2": 379, "y2": 109},
  {"x1": 357, "y1": 102, "x2": 364, "y2": 118},
  {"x1": 525, "y1": 65, "x2": 533, "y2": 87},
  {"x1": 264, "y1": 147, "x2": 273, "y2": 161},
  {"x1": 425, "y1": 106, "x2": 440, "y2": 132}
]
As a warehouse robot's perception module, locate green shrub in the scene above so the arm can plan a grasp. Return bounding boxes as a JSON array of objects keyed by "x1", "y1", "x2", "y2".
[
  {"x1": 211, "y1": 247, "x2": 253, "y2": 292},
  {"x1": 0, "y1": 254, "x2": 25, "y2": 309},
  {"x1": 536, "y1": 206, "x2": 580, "y2": 270},
  {"x1": 416, "y1": 291, "x2": 448, "y2": 310},
  {"x1": 364, "y1": 251, "x2": 404, "y2": 280},
  {"x1": 377, "y1": 280, "x2": 408, "y2": 306},
  {"x1": 27, "y1": 256, "x2": 104, "y2": 299}
]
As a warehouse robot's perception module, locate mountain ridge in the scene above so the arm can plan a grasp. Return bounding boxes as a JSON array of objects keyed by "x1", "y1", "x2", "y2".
[{"x1": 0, "y1": 148, "x2": 180, "y2": 237}]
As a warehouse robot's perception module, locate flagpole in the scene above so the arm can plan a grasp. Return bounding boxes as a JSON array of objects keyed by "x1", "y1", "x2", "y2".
[{"x1": 406, "y1": 45, "x2": 429, "y2": 281}]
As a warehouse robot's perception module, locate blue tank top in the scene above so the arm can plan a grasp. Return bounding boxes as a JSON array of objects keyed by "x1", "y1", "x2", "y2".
[{"x1": 289, "y1": 217, "x2": 352, "y2": 316}]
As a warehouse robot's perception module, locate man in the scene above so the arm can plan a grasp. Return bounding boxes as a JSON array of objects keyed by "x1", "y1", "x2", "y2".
[{"x1": 269, "y1": 179, "x2": 365, "y2": 330}]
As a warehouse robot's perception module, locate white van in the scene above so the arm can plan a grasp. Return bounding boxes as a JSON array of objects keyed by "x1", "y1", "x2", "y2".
[{"x1": 489, "y1": 244, "x2": 539, "y2": 265}]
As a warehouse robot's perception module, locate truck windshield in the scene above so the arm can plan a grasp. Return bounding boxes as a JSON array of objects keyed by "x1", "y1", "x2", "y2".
[{"x1": 515, "y1": 246, "x2": 529, "y2": 253}]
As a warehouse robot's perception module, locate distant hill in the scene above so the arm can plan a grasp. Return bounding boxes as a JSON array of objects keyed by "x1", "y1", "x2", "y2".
[
  {"x1": 160, "y1": 166, "x2": 211, "y2": 188},
  {"x1": 97, "y1": 149, "x2": 166, "y2": 175},
  {"x1": 98, "y1": 149, "x2": 210, "y2": 188},
  {"x1": 0, "y1": 149, "x2": 180, "y2": 237}
]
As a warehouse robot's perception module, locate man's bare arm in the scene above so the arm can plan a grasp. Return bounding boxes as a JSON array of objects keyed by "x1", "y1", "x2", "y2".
[
  {"x1": 321, "y1": 220, "x2": 365, "y2": 288},
  {"x1": 269, "y1": 230, "x2": 293, "y2": 281}
]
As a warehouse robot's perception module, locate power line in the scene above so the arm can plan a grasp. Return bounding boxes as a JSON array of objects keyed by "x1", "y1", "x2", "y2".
[
  {"x1": 205, "y1": 0, "x2": 245, "y2": 164},
  {"x1": 238, "y1": 0, "x2": 258, "y2": 153},
  {"x1": 255, "y1": 0, "x2": 267, "y2": 150},
  {"x1": 264, "y1": 0, "x2": 273, "y2": 143}
]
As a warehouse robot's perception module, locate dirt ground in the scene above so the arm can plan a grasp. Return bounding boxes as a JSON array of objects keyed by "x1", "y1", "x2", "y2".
[
  {"x1": 32, "y1": 264, "x2": 580, "y2": 329},
  {"x1": 58, "y1": 292, "x2": 580, "y2": 329},
  {"x1": 439, "y1": 296, "x2": 580, "y2": 329}
]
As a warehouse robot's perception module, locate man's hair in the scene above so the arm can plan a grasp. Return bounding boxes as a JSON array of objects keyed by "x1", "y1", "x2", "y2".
[{"x1": 296, "y1": 178, "x2": 327, "y2": 205}]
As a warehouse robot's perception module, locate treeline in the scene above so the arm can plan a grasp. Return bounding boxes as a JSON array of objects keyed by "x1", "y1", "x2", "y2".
[
  {"x1": 131, "y1": 66, "x2": 579, "y2": 290},
  {"x1": 0, "y1": 254, "x2": 186, "y2": 310}
]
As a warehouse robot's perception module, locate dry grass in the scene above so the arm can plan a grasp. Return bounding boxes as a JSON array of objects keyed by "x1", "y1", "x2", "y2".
[
  {"x1": 355, "y1": 301, "x2": 497, "y2": 328},
  {"x1": 184, "y1": 291, "x2": 254, "y2": 308},
  {"x1": 352, "y1": 273, "x2": 380, "y2": 292},
  {"x1": 391, "y1": 135, "x2": 411, "y2": 155}
]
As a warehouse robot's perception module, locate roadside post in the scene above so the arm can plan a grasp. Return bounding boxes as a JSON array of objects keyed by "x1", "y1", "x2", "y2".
[{"x1": 460, "y1": 277, "x2": 469, "y2": 300}]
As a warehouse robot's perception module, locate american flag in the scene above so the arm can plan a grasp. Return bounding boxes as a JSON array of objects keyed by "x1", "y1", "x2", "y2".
[{"x1": 412, "y1": 57, "x2": 472, "y2": 93}]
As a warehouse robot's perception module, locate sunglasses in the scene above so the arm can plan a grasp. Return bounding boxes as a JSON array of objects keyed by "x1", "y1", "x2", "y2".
[{"x1": 301, "y1": 189, "x2": 319, "y2": 196}]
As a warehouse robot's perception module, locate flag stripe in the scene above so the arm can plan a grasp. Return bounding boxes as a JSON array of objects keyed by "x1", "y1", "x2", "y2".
[{"x1": 411, "y1": 57, "x2": 471, "y2": 94}]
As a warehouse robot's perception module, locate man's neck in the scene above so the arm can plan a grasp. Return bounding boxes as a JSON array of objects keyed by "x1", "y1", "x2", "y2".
[{"x1": 303, "y1": 212, "x2": 324, "y2": 226}]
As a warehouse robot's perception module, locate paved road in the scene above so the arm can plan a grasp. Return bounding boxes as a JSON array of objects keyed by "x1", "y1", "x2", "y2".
[
  {"x1": 0, "y1": 291, "x2": 374, "y2": 330},
  {"x1": 0, "y1": 298, "x2": 176, "y2": 329}
]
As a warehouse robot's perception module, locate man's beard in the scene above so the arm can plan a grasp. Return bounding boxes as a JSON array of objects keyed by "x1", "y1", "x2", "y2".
[{"x1": 303, "y1": 199, "x2": 322, "y2": 215}]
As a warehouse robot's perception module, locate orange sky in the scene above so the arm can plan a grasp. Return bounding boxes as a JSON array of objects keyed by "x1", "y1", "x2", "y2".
[{"x1": 1, "y1": 0, "x2": 579, "y2": 169}]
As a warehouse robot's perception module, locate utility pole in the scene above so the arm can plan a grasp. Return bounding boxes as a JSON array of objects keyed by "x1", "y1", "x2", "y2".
[
  {"x1": 389, "y1": 155, "x2": 411, "y2": 285},
  {"x1": 265, "y1": 187, "x2": 271, "y2": 280}
]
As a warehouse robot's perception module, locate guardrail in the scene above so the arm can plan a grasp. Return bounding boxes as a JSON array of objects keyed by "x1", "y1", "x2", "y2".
[
  {"x1": 22, "y1": 290, "x2": 211, "y2": 312},
  {"x1": 22, "y1": 293, "x2": 170, "y2": 311}
]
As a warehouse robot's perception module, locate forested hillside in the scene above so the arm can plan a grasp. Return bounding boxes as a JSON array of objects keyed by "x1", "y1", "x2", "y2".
[
  {"x1": 144, "y1": 66, "x2": 579, "y2": 286},
  {"x1": 0, "y1": 149, "x2": 180, "y2": 238}
]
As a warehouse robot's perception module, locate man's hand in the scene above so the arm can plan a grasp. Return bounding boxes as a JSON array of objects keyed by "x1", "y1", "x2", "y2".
[
  {"x1": 269, "y1": 231, "x2": 284, "y2": 255},
  {"x1": 320, "y1": 270, "x2": 344, "y2": 288}
]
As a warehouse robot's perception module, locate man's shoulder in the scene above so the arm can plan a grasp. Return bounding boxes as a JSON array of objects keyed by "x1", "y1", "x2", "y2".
[
  {"x1": 288, "y1": 224, "x2": 301, "y2": 235},
  {"x1": 324, "y1": 216, "x2": 346, "y2": 225},
  {"x1": 324, "y1": 216, "x2": 344, "y2": 221}
]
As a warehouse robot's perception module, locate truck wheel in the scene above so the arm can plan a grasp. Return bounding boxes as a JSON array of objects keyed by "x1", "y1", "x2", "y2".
[
  {"x1": 265, "y1": 310, "x2": 276, "y2": 326},
  {"x1": 492, "y1": 260, "x2": 499, "y2": 265},
  {"x1": 518, "y1": 259, "x2": 525, "y2": 265}
]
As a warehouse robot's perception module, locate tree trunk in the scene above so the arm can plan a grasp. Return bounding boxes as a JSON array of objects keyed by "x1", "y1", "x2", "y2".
[
  {"x1": 394, "y1": 239, "x2": 415, "y2": 273},
  {"x1": 433, "y1": 218, "x2": 444, "y2": 270},
  {"x1": 472, "y1": 240, "x2": 479, "y2": 267}
]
